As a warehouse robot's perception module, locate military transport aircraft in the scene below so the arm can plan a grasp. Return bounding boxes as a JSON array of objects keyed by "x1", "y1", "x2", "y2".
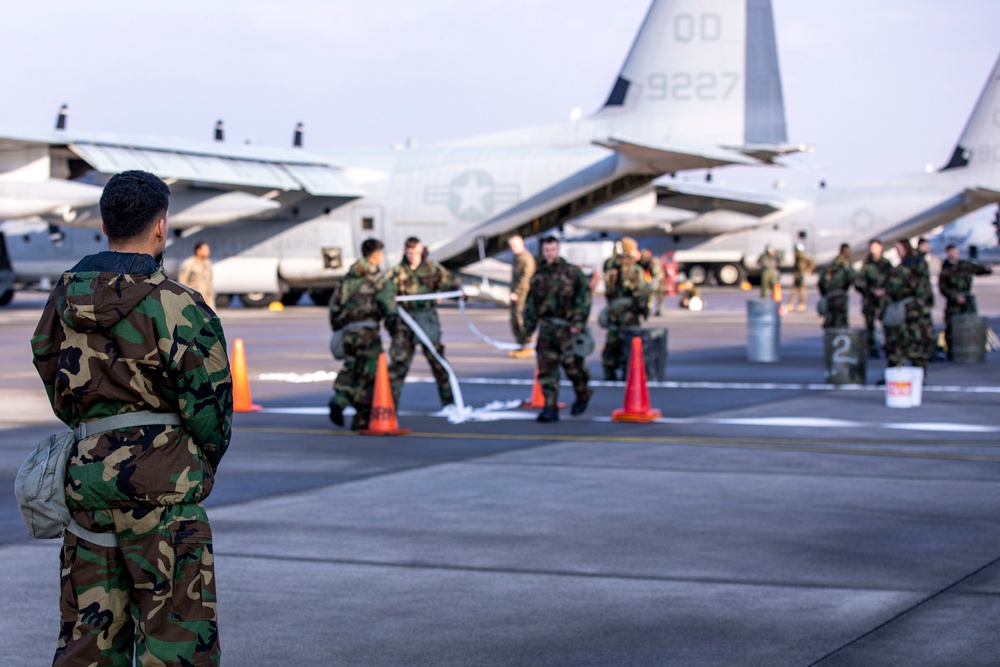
[
  {"x1": 0, "y1": 0, "x2": 801, "y2": 306},
  {"x1": 570, "y1": 48, "x2": 1000, "y2": 285}
]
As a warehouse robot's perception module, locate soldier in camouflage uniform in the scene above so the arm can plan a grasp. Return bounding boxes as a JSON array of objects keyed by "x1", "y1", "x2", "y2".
[
  {"x1": 757, "y1": 244, "x2": 779, "y2": 299},
  {"x1": 602, "y1": 237, "x2": 649, "y2": 380},
  {"x1": 508, "y1": 234, "x2": 536, "y2": 357},
  {"x1": 177, "y1": 241, "x2": 215, "y2": 309},
  {"x1": 818, "y1": 243, "x2": 857, "y2": 329},
  {"x1": 639, "y1": 248, "x2": 666, "y2": 316},
  {"x1": 519, "y1": 236, "x2": 593, "y2": 422},
  {"x1": 388, "y1": 237, "x2": 460, "y2": 408},
  {"x1": 885, "y1": 239, "x2": 934, "y2": 370},
  {"x1": 787, "y1": 243, "x2": 814, "y2": 312},
  {"x1": 939, "y1": 243, "x2": 993, "y2": 359},
  {"x1": 329, "y1": 238, "x2": 399, "y2": 430},
  {"x1": 855, "y1": 239, "x2": 892, "y2": 357},
  {"x1": 31, "y1": 170, "x2": 232, "y2": 667}
]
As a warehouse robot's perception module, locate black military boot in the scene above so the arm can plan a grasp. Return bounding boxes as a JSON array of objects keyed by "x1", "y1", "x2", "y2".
[
  {"x1": 328, "y1": 401, "x2": 345, "y2": 427},
  {"x1": 570, "y1": 395, "x2": 590, "y2": 416},
  {"x1": 537, "y1": 407, "x2": 559, "y2": 423}
]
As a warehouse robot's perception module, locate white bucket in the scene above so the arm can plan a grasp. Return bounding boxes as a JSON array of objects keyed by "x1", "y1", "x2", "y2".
[{"x1": 885, "y1": 367, "x2": 924, "y2": 408}]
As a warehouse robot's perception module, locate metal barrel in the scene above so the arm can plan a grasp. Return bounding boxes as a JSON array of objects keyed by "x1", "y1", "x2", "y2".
[
  {"x1": 623, "y1": 327, "x2": 668, "y2": 382},
  {"x1": 823, "y1": 328, "x2": 867, "y2": 384},
  {"x1": 747, "y1": 300, "x2": 780, "y2": 363},
  {"x1": 951, "y1": 314, "x2": 987, "y2": 364}
]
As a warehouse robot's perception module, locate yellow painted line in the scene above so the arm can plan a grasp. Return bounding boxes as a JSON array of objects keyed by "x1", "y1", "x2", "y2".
[{"x1": 233, "y1": 426, "x2": 1000, "y2": 462}]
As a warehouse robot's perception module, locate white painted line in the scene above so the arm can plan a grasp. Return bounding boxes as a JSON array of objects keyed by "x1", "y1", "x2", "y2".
[
  {"x1": 256, "y1": 371, "x2": 1000, "y2": 394},
  {"x1": 255, "y1": 406, "x2": 1000, "y2": 433}
]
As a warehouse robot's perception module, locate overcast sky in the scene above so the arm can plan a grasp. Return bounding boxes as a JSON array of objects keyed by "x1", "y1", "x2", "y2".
[{"x1": 2, "y1": 1, "x2": 998, "y2": 188}]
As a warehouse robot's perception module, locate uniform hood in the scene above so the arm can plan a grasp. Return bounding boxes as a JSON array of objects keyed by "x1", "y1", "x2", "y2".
[{"x1": 57, "y1": 251, "x2": 165, "y2": 333}]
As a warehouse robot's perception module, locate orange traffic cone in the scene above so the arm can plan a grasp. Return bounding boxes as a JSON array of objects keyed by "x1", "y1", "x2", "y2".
[
  {"x1": 521, "y1": 367, "x2": 565, "y2": 410},
  {"x1": 359, "y1": 353, "x2": 411, "y2": 436},
  {"x1": 232, "y1": 338, "x2": 262, "y2": 412},
  {"x1": 772, "y1": 283, "x2": 787, "y2": 315},
  {"x1": 612, "y1": 337, "x2": 662, "y2": 423}
]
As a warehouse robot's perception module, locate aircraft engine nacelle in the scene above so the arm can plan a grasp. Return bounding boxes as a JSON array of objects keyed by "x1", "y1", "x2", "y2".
[
  {"x1": 668, "y1": 210, "x2": 766, "y2": 236},
  {"x1": 0, "y1": 179, "x2": 103, "y2": 218}
]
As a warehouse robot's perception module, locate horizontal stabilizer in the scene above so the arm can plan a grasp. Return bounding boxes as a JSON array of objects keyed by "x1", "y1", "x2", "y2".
[
  {"x1": 723, "y1": 143, "x2": 815, "y2": 164},
  {"x1": 878, "y1": 187, "x2": 1000, "y2": 244},
  {"x1": 654, "y1": 181, "x2": 786, "y2": 217},
  {"x1": 0, "y1": 179, "x2": 103, "y2": 218},
  {"x1": 593, "y1": 137, "x2": 760, "y2": 174}
]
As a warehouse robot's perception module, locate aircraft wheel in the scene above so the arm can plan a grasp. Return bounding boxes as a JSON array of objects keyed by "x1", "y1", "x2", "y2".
[
  {"x1": 686, "y1": 264, "x2": 708, "y2": 285},
  {"x1": 308, "y1": 289, "x2": 334, "y2": 306},
  {"x1": 0, "y1": 289, "x2": 13, "y2": 306},
  {"x1": 280, "y1": 289, "x2": 305, "y2": 306},
  {"x1": 241, "y1": 292, "x2": 280, "y2": 308},
  {"x1": 715, "y1": 263, "x2": 745, "y2": 286},
  {"x1": 215, "y1": 294, "x2": 233, "y2": 309}
]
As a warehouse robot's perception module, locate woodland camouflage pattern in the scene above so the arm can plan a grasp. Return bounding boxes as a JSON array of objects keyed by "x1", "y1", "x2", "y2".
[
  {"x1": 855, "y1": 253, "x2": 892, "y2": 348},
  {"x1": 330, "y1": 257, "x2": 398, "y2": 430},
  {"x1": 602, "y1": 254, "x2": 649, "y2": 380},
  {"x1": 638, "y1": 253, "x2": 665, "y2": 316},
  {"x1": 939, "y1": 257, "x2": 992, "y2": 354},
  {"x1": 521, "y1": 257, "x2": 593, "y2": 408},
  {"x1": 31, "y1": 251, "x2": 232, "y2": 666},
  {"x1": 757, "y1": 251, "x2": 779, "y2": 299},
  {"x1": 819, "y1": 256, "x2": 856, "y2": 329},
  {"x1": 886, "y1": 256, "x2": 934, "y2": 369},
  {"x1": 388, "y1": 258, "x2": 459, "y2": 407}
]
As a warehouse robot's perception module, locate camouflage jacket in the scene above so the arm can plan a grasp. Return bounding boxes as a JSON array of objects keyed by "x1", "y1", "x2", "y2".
[
  {"x1": 177, "y1": 255, "x2": 215, "y2": 306},
  {"x1": 793, "y1": 250, "x2": 815, "y2": 278},
  {"x1": 939, "y1": 258, "x2": 992, "y2": 305},
  {"x1": 605, "y1": 255, "x2": 649, "y2": 317},
  {"x1": 819, "y1": 257, "x2": 856, "y2": 295},
  {"x1": 522, "y1": 257, "x2": 592, "y2": 342},
  {"x1": 389, "y1": 258, "x2": 460, "y2": 313},
  {"x1": 855, "y1": 255, "x2": 892, "y2": 301},
  {"x1": 887, "y1": 256, "x2": 932, "y2": 320},
  {"x1": 511, "y1": 250, "x2": 536, "y2": 299},
  {"x1": 330, "y1": 258, "x2": 397, "y2": 330},
  {"x1": 757, "y1": 252, "x2": 779, "y2": 274},
  {"x1": 31, "y1": 252, "x2": 232, "y2": 511},
  {"x1": 638, "y1": 255, "x2": 664, "y2": 279},
  {"x1": 919, "y1": 255, "x2": 935, "y2": 308}
]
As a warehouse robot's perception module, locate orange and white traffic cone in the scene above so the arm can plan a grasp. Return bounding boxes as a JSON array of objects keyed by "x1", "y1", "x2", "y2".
[
  {"x1": 359, "y1": 353, "x2": 411, "y2": 436},
  {"x1": 772, "y1": 283, "x2": 786, "y2": 315},
  {"x1": 612, "y1": 337, "x2": 662, "y2": 423},
  {"x1": 231, "y1": 338, "x2": 262, "y2": 412},
  {"x1": 521, "y1": 367, "x2": 565, "y2": 410}
]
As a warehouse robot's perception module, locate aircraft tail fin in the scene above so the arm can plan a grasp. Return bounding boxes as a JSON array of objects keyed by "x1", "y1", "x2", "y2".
[
  {"x1": 941, "y1": 50, "x2": 1000, "y2": 173},
  {"x1": 591, "y1": 0, "x2": 787, "y2": 147}
]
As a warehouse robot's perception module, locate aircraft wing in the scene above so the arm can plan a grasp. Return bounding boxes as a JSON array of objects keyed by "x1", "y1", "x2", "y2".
[
  {"x1": 0, "y1": 127, "x2": 365, "y2": 219},
  {"x1": 722, "y1": 143, "x2": 815, "y2": 164},
  {"x1": 876, "y1": 186, "x2": 1000, "y2": 245},
  {"x1": 593, "y1": 138, "x2": 762, "y2": 173},
  {"x1": 654, "y1": 181, "x2": 787, "y2": 217}
]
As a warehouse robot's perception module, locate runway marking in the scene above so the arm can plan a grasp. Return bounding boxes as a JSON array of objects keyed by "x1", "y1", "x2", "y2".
[
  {"x1": 234, "y1": 426, "x2": 1000, "y2": 462},
  {"x1": 258, "y1": 372, "x2": 1000, "y2": 394},
  {"x1": 259, "y1": 407, "x2": 1000, "y2": 433}
]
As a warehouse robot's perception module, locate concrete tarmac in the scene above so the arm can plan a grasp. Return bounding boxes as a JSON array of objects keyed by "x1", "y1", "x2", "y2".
[{"x1": 2, "y1": 278, "x2": 999, "y2": 666}]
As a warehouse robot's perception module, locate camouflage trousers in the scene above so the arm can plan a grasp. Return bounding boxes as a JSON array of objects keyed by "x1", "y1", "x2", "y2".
[
  {"x1": 885, "y1": 317, "x2": 934, "y2": 369},
  {"x1": 648, "y1": 284, "x2": 665, "y2": 316},
  {"x1": 787, "y1": 284, "x2": 807, "y2": 310},
  {"x1": 389, "y1": 327, "x2": 453, "y2": 408},
  {"x1": 760, "y1": 270, "x2": 778, "y2": 299},
  {"x1": 862, "y1": 299, "x2": 885, "y2": 351},
  {"x1": 510, "y1": 298, "x2": 529, "y2": 343},
  {"x1": 54, "y1": 504, "x2": 219, "y2": 667},
  {"x1": 332, "y1": 326, "x2": 383, "y2": 430},
  {"x1": 537, "y1": 322, "x2": 591, "y2": 408},
  {"x1": 602, "y1": 311, "x2": 641, "y2": 381}
]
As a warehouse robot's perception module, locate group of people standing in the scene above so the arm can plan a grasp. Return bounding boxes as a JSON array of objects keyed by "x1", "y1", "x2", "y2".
[{"x1": 817, "y1": 237, "x2": 992, "y2": 373}]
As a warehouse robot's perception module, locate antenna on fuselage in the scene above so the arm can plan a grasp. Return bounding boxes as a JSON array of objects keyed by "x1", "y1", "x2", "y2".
[
  {"x1": 293, "y1": 122, "x2": 304, "y2": 148},
  {"x1": 215, "y1": 120, "x2": 224, "y2": 142},
  {"x1": 55, "y1": 104, "x2": 68, "y2": 130}
]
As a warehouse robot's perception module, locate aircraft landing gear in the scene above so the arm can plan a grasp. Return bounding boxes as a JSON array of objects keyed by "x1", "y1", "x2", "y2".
[{"x1": 241, "y1": 292, "x2": 280, "y2": 308}]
